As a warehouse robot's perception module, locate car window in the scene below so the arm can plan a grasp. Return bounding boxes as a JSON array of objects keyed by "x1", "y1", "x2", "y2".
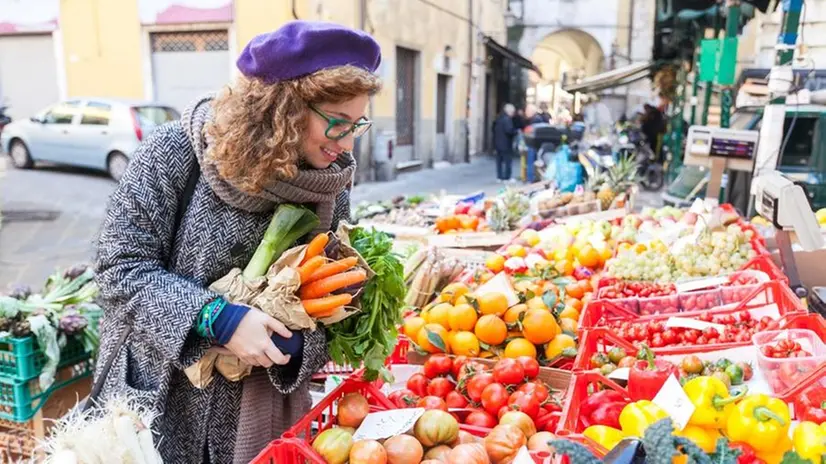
[
  {"x1": 43, "y1": 101, "x2": 80, "y2": 124},
  {"x1": 80, "y1": 102, "x2": 112, "y2": 126},
  {"x1": 132, "y1": 106, "x2": 179, "y2": 131},
  {"x1": 779, "y1": 116, "x2": 818, "y2": 168}
]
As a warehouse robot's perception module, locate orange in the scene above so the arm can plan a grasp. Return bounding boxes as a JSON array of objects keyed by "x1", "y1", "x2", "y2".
[
  {"x1": 448, "y1": 304, "x2": 478, "y2": 331},
  {"x1": 577, "y1": 246, "x2": 601, "y2": 269},
  {"x1": 417, "y1": 323, "x2": 450, "y2": 353},
  {"x1": 486, "y1": 254, "x2": 506, "y2": 273},
  {"x1": 459, "y1": 216, "x2": 480, "y2": 231},
  {"x1": 454, "y1": 294, "x2": 472, "y2": 307},
  {"x1": 479, "y1": 272, "x2": 495, "y2": 283},
  {"x1": 503, "y1": 303, "x2": 529, "y2": 324},
  {"x1": 555, "y1": 259, "x2": 574, "y2": 276},
  {"x1": 565, "y1": 282, "x2": 585, "y2": 300},
  {"x1": 427, "y1": 303, "x2": 452, "y2": 329},
  {"x1": 545, "y1": 333, "x2": 577, "y2": 359},
  {"x1": 526, "y1": 296, "x2": 548, "y2": 311},
  {"x1": 506, "y1": 244, "x2": 527, "y2": 258},
  {"x1": 403, "y1": 316, "x2": 426, "y2": 340},
  {"x1": 560, "y1": 318, "x2": 578, "y2": 333},
  {"x1": 450, "y1": 331, "x2": 481, "y2": 357},
  {"x1": 504, "y1": 338, "x2": 538, "y2": 359},
  {"x1": 565, "y1": 298, "x2": 584, "y2": 312},
  {"x1": 633, "y1": 243, "x2": 647, "y2": 254},
  {"x1": 553, "y1": 247, "x2": 573, "y2": 261},
  {"x1": 477, "y1": 292, "x2": 509, "y2": 317},
  {"x1": 558, "y1": 306, "x2": 580, "y2": 321},
  {"x1": 598, "y1": 247, "x2": 613, "y2": 264},
  {"x1": 521, "y1": 309, "x2": 560, "y2": 344},
  {"x1": 474, "y1": 315, "x2": 508, "y2": 345},
  {"x1": 440, "y1": 282, "x2": 470, "y2": 304},
  {"x1": 514, "y1": 280, "x2": 539, "y2": 295}
]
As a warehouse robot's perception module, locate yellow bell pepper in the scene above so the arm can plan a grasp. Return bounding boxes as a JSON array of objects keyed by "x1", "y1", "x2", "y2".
[
  {"x1": 619, "y1": 400, "x2": 668, "y2": 437},
  {"x1": 583, "y1": 425, "x2": 626, "y2": 451},
  {"x1": 726, "y1": 394, "x2": 791, "y2": 453},
  {"x1": 756, "y1": 435, "x2": 793, "y2": 464},
  {"x1": 683, "y1": 376, "x2": 747, "y2": 429},
  {"x1": 676, "y1": 424, "x2": 721, "y2": 454},
  {"x1": 793, "y1": 421, "x2": 826, "y2": 461}
]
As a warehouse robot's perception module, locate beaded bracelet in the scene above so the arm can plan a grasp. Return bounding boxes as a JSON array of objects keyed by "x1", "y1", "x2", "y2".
[{"x1": 196, "y1": 298, "x2": 228, "y2": 341}]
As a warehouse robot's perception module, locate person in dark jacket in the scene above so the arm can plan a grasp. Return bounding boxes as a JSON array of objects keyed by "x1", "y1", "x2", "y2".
[
  {"x1": 493, "y1": 103, "x2": 517, "y2": 182},
  {"x1": 92, "y1": 21, "x2": 381, "y2": 464},
  {"x1": 537, "y1": 102, "x2": 552, "y2": 123},
  {"x1": 641, "y1": 103, "x2": 666, "y2": 161}
]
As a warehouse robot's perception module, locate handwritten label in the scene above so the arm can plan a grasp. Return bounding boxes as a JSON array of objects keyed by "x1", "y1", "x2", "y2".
[
  {"x1": 665, "y1": 316, "x2": 726, "y2": 333},
  {"x1": 675, "y1": 276, "x2": 729, "y2": 293},
  {"x1": 476, "y1": 272, "x2": 521, "y2": 307},
  {"x1": 653, "y1": 375, "x2": 695, "y2": 431},
  {"x1": 352, "y1": 408, "x2": 426, "y2": 441},
  {"x1": 512, "y1": 446, "x2": 535, "y2": 464}
]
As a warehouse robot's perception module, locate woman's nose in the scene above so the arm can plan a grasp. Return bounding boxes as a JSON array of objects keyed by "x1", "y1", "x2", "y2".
[{"x1": 337, "y1": 133, "x2": 356, "y2": 151}]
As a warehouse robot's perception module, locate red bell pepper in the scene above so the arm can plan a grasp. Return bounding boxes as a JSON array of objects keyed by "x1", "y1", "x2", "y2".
[
  {"x1": 795, "y1": 386, "x2": 826, "y2": 424},
  {"x1": 729, "y1": 442, "x2": 766, "y2": 464},
  {"x1": 578, "y1": 389, "x2": 629, "y2": 429},
  {"x1": 627, "y1": 345, "x2": 678, "y2": 401}
]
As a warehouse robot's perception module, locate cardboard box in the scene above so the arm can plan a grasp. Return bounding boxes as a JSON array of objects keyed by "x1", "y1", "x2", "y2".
[{"x1": 771, "y1": 248, "x2": 826, "y2": 288}]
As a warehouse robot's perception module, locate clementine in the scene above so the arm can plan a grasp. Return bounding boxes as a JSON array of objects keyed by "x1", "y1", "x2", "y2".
[
  {"x1": 427, "y1": 303, "x2": 452, "y2": 329},
  {"x1": 503, "y1": 303, "x2": 529, "y2": 324},
  {"x1": 417, "y1": 324, "x2": 450, "y2": 353},
  {"x1": 485, "y1": 254, "x2": 506, "y2": 273},
  {"x1": 474, "y1": 315, "x2": 508, "y2": 345},
  {"x1": 504, "y1": 338, "x2": 538, "y2": 359},
  {"x1": 450, "y1": 331, "x2": 481, "y2": 357},
  {"x1": 403, "y1": 316, "x2": 426, "y2": 340},
  {"x1": 521, "y1": 309, "x2": 559, "y2": 344},
  {"x1": 447, "y1": 304, "x2": 478, "y2": 331},
  {"x1": 477, "y1": 292, "x2": 509, "y2": 317},
  {"x1": 440, "y1": 282, "x2": 470, "y2": 304}
]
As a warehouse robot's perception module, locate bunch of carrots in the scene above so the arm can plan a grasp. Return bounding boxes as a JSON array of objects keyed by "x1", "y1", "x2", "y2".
[{"x1": 296, "y1": 233, "x2": 367, "y2": 318}]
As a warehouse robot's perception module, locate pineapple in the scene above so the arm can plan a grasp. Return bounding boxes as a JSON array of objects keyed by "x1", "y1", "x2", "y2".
[
  {"x1": 487, "y1": 189, "x2": 530, "y2": 232},
  {"x1": 597, "y1": 154, "x2": 640, "y2": 210},
  {"x1": 597, "y1": 184, "x2": 616, "y2": 210}
]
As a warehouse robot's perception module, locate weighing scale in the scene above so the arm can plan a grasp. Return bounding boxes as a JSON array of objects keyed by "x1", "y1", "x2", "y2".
[{"x1": 683, "y1": 125, "x2": 760, "y2": 204}]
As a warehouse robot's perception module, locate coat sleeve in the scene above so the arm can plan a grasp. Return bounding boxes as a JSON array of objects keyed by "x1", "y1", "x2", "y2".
[{"x1": 94, "y1": 126, "x2": 219, "y2": 367}]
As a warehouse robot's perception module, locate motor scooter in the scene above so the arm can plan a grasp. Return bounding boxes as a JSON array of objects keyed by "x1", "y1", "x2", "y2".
[{"x1": 617, "y1": 126, "x2": 664, "y2": 191}]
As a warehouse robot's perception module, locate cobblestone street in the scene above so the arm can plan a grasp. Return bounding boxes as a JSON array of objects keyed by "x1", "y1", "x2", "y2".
[{"x1": 0, "y1": 155, "x2": 663, "y2": 286}]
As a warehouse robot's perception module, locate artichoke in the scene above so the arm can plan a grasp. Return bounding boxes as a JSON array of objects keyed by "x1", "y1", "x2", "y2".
[
  {"x1": 11, "y1": 320, "x2": 31, "y2": 338},
  {"x1": 58, "y1": 312, "x2": 88, "y2": 336},
  {"x1": 6, "y1": 284, "x2": 31, "y2": 301},
  {"x1": 63, "y1": 264, "x2": 89, "y2": 280}
]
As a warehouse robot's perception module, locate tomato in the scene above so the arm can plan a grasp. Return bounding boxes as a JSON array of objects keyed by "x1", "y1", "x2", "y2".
[
  {"x1": 480, "y1": 383, "x2": 509, "y2": 416},
  {"x1": 446, "y1": 443, "x2": 489, "y2": 464},
  {"x1": 483, "y1": 424, "x2": 527, "y2": 463},
  {"x1": 466, "y1": 372, "x2": 495, "y2": 403},
  {"x1": 493, "y1": 358, "x2": 525, "y2": 385},
  {"x1": 499, "y1": 410, "x2": 537, "y2": 438},
  {"x1": 407, "y1": 373, "x2": 430, "y2": 397},
  {"x1": 414, "y1": 410, "x2": 460, "y2": 447},
  {"x1": 528, "y1": 431, "x2": 557, "y2": 453},
  {"x1": 458, "y1": 361, "x2": 488, "y2": 383},
  {"x1": 417, "y1": 396, "x2": 448, "y2": 411},
  {"x1": 337, "y1": 393, "x2": 370, "y2": 428},
  {"x1": 312, "y1": 428, "x2": 354, "y2": 464},
  {"x1": 383, "y1": 435, "x2": 423, "y2": 464},
  {"x1": 423, "y1": 446, "x2": 452, "y2": 462},
  {"x1": 349, "y1": 439, "x2": 387, "y2": 464},
  {"x1": 498, "y1": 405, "x2": 510, "y2": 420},
  {"x1": 517, "y1": 381, "x2": 550, "y2": 404},
  {"x1": 508, "y1": 391, "x2": 540, "y2": 419},
  {"x1": 424, "y1": 354, "x2": 453, "y2": 379},
  {"x1": 388, "y1": 389, "x2": 419, "y2": 409},
  {"x1": 516, "y1": 356, "x2": 540, "y2": 379},
  {"x1": 445, "y1": 391, "x2": 469, "y2": 409},
  {"x1": 452, "y1": 356, "x2": 469, "y2": 379},
  {"x1": 427, "y1": 377, "x2": 456, "y2": 398},
  {"x1": 464, "y1": 410, "x2": 498, "y2": 428}
]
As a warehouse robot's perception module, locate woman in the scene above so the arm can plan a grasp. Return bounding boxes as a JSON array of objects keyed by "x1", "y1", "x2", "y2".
[{"x1": 93, "y1": 21, "x2": 381, "y2": 463}]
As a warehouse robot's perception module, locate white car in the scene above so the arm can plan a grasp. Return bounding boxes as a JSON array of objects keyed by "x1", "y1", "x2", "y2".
[{"x1": 1, "y1": 98, "x2": 178, "y2": 181}]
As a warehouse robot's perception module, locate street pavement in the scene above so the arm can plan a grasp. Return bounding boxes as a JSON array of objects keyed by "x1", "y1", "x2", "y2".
[{"x1": 0, "y1": 155, "x2": 663, "y2": 287}]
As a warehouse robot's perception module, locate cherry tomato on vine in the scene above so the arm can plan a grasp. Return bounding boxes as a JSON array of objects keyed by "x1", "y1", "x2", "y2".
[
  {"x1": 481, "y1": 383, "x2": 509, "y2": 416},
  {"x1": 423, "y1": 354, "x2": 453, "y2": 379},
  {"x1": 493, "y1": 358, "x2": 525, "y2": 385},
  {"x1": 406, "y1": 373, "x2": 430, "y2": 397}
]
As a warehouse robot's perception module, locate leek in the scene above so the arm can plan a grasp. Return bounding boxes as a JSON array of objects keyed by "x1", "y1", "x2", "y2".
[{"x1": 242, "y1": 205, "x2": 319, "y2": 279}]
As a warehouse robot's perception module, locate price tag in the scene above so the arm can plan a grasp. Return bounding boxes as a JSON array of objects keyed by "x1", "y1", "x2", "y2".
[
  {"x1": 352, "y1": 408, "x2": 426, "y2": 441},
  {"x1": 675, "y1": 276, "x2": 728, "y2": 293},
  {"x1": 512, "y1": 446, "x2": 534, "y2": 464},
  {"x1": 323, "y1": 375, "x2": 344, "y2": 395},
  {"x1": 652, "y1": 375, "x2": 695, "y2": 431},
  {"x1": 476, "y1": 272, "x2": 521, "y2": 307},
  {"x1": 607, "y1": 367, "x2": 631, "y2": 381},
  {"x1": 665, "y1": 316, "x2": 726, "y2": 333}
]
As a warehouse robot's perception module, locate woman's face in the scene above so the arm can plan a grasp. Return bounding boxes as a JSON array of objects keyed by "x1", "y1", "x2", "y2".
[{"x1": 302, "y1": 94, "x2": 370, "y2": 169}]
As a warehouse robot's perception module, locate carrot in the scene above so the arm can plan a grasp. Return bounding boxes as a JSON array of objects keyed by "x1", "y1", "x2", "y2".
[
  {"x1": 305, "y1": 257, "x2": 359, "y2": 284},
  {"x1": 303, "y1": 294, "x2": 353, "y2": 316},
  {"x1": 312, "y1": 305, "x2": 344, "y2": 318},
  {"x1": 300, "y1": 233, "x2": 329, "y2": 266},
  {"x1": 300, "y1": 269, "x2": 368, "y2": 299},
  {"x1": 297, "y1": 255, "x2": 326, "y2": 284}
]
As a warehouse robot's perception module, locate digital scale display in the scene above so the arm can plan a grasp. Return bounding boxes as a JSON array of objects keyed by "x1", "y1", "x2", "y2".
[{"x1": 709, "y1": 137, "x2": 756, "y2": 159}]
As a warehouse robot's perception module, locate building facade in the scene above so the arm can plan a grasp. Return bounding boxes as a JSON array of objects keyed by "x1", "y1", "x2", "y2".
[{"x1": 0, "y1": 0, "x2": 510, "y2": 182}]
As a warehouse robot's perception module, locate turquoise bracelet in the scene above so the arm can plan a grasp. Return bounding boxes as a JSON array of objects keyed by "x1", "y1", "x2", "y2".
[{"x1": 196, "y1": 298, "x2": 228, "y2": 341}]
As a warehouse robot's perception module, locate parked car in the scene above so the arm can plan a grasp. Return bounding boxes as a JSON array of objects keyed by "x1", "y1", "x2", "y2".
[{"x1": 0, "y1": 98, "x2": 179, "y2": 181}]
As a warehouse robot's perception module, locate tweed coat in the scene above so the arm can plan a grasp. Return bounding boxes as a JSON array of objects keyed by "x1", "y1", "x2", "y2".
[{"x1": 93, "y1": 114, "x2": 349, "y2": 463}]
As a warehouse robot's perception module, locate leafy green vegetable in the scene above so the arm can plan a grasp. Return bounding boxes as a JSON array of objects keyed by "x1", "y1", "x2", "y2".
[
  {"x1": 779, "y1": 451, "x2": 816, "y2": 464},
  {"x1": 326, "y1": 227, "x2": 405, "y2": 382},
  {"x1": 243, "y1": 205, "x2": 319, "y2": 279},
  {"x1": 708, "y1": 438, "x2": 741, "y2": 464}
]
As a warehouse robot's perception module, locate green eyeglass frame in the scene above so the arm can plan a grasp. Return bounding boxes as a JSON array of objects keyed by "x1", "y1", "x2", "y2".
[{"x1": 309, "y1": 104, "x2": 373, "y2": 141}]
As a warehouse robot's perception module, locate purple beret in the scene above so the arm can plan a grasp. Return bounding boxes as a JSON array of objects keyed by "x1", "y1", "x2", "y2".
[{"x1": 237, "y1": 20, "x2": 382, "y2": 84}]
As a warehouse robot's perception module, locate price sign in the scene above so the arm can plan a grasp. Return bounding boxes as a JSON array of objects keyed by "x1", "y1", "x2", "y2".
[
  {"x1": 665, "y1": 316, "x2": 726, "y2": 333},
  {"x1": 653, "y1": 375, "x2": 695, "y2": 431},
  {"x1": 352, "y1": 408, "x2": 426, "y2": 441}
]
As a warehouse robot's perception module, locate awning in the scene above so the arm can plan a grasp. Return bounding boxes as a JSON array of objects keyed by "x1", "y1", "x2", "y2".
[
  {"x1": 483, "y1": 35, "x2": 542, "y2": 77},
  {"x1": 562, "y1": 62, "x2": 654, "y2": 94}
]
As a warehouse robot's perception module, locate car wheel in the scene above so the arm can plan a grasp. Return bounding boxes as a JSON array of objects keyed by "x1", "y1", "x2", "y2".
[
  {"x1": 107, "y1": 151, "x2": 129, "y2": 182},
  {"x1": 9, "y1": 140, "x2": 33, "y2": 169}
]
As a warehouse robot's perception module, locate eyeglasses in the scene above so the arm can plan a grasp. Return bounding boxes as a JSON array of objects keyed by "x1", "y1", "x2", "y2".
[{"x1": 309, "y1": 104, "x2": 373, "y2": 141}]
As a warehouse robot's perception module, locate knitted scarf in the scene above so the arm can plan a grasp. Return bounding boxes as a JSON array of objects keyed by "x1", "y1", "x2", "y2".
[
  {"x1": 182, "y1": 95, "x2": 355, "y2": 234},
  {"x1": 182, "y1": 96, "x2": 353, "y2": 462}
]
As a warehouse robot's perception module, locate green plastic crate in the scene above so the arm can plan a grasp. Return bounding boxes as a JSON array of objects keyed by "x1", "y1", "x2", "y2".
[
  {"x1": 0, "y1": 335, "x2": 90, "y2": 383},
  {"x1": 0, "y1": 359, "x2": 93, "y2": 422}
]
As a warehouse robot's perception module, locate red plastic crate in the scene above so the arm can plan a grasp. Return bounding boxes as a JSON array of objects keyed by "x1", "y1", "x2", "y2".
[
  {"x1": 314, "y1": 337, "x2": 410, "y2": 379},
  {"x1": 760, "y1": 314, "x2": 826, "y2": 404},
  {"x1": 579, "y1": 280, "x2": 805, "y2": 332}
]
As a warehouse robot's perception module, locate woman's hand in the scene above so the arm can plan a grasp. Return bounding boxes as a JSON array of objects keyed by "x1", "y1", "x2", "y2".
[{"x1": 224, "y1": 310, "x2": 293, "y2": 368}]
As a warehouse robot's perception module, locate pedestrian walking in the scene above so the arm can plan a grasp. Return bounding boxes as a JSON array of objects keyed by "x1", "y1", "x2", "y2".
[
  {"x1": 493, "y1": 103, "x2": 517, "y2": 182},
  {"x1": 91, "y1": 20, "x2": 381, "y2": 464}
]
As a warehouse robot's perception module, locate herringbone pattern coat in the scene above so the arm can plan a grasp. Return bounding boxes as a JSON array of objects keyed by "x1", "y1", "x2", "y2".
[{"x1": 93, "y1": 121, "x2": 347, "y2": 463}]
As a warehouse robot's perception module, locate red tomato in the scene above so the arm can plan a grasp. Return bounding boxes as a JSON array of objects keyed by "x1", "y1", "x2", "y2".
[
  {"x1": 518, "y1": 381, "x2": 549, "y2": 404},
  {"x1": 416, "y1": 395, "x2": 448, "y2": 411},
  {"x1": 452, "y1": 356, "x2": 469, "y2": 379},
  {"x1": 466, "y1": 372, "x2": 495, "y2": 403},
  {"x1": 387, "y1": 389, "x2": 419, "y2": 409},
  {"x1": 543, "y1": 400, "x2": 562, "y2": 414},
  {"x1": 445, "y1": 390, "x2": 469, "y2": 409},
  {"x1": 493, "y1": 358, "x2": 525, "y2": 385},
  {"x1": 516, "y1": 356, "x2": 540, "y2": 379},
  {"x1": 480, "y1": 383, "x2": 509, "y2": 416},
  {"x1": 406, "y1": 373, "x2": 430, "y2": 397},
  {"x1": 465, "y1": 410, "x2": 497, "y2": 428},
  {"x1": 457, "y1": 361, "x2": 488, "y2": 383},
  {"x1": 427, "y1": 377, "x2": 456, "y2": 398},
  {"x1": 508, "y1": 391, "x2": 540, "y2": 419},
  {"x1": 423, "y1": 354, "x2": 453, "y2": 379}
]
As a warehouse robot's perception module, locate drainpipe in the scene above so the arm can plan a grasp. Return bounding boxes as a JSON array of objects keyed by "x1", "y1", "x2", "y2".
[
  {"x1": 465, "y1": 0, "x2": 474, "y2": 163},
  {"x1": 701, "y1": 3, "x2": 722, "y2": 126},
  {"x1": 719, "y1": 0, "x2": 740, "y2": 129},
  {"x1": 625, "y1": 0, "x2": 634, "y2": 110}
]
